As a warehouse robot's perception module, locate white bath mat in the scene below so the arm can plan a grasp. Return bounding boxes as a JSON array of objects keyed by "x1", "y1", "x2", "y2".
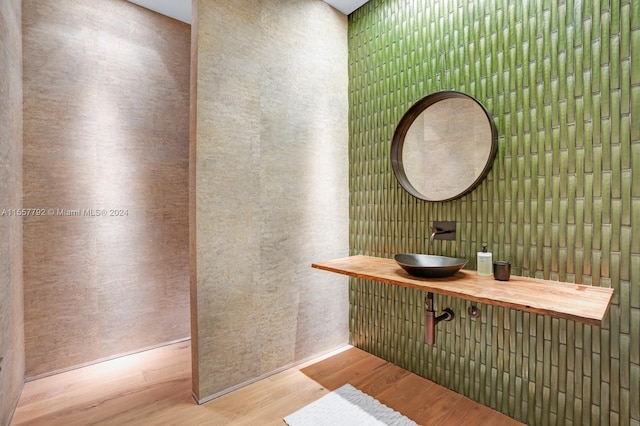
[{"x1": 283, "y1": 383, "x2": 419, "y2": 426}]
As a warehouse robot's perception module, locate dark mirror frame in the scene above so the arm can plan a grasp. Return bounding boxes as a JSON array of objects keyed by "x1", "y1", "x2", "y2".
[{"x1": 390, "y1": 91, "x2": 498, "y2": 202}]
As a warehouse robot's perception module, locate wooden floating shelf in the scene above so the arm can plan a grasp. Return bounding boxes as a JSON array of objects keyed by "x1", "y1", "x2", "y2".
[{"x1": 312, "y1": 255, "x2": 614, "y2": 326}]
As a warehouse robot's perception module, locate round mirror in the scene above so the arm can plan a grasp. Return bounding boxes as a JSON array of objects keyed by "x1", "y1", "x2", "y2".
[{"x1": 391, "y1": 91, "x2": 498, "y2": 202}]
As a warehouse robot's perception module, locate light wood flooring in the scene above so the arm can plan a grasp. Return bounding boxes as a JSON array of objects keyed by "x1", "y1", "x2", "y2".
[{"x1": 11, "y1": 341, "x2": 523, "y2": 426}]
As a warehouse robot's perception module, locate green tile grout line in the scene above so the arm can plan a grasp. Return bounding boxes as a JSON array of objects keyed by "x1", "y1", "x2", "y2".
[{"x1": 348, "y1": 0, "x2": 639, "y2": 425}]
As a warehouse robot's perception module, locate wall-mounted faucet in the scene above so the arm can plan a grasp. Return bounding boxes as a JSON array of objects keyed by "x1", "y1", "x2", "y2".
[
  {"x1": 424, "y1": 292, "x2": 454, "y2": 345},
  {"x1": 429, "y1": 221, "x2": 456, "y2": 245}
]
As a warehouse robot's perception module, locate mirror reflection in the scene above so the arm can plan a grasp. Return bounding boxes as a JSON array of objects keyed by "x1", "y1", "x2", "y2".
[{"x1": 391, "y1": 91, "x2": 497, "y2": 201}]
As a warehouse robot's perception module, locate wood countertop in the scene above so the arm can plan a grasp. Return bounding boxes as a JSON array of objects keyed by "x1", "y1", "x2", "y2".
[{"x1": 312, "y1": 255, "x2": 614, "y2": 326}]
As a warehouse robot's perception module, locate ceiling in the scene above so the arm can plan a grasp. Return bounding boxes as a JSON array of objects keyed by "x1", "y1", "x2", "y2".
[
  {"x1": 126, "y1": 0, "x2": 192, "y2": 24},
  {"x1": 125, "y1": 0, "x2": 370, "y2": 24},
  {"x1": 322, "y1": 0, "x2": 369, "y2": 14}
]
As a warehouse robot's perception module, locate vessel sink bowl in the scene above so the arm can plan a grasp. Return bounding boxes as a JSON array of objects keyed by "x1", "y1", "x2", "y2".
[{"x1": 394, "y1": 254, "x2": 468, "y2": 278}]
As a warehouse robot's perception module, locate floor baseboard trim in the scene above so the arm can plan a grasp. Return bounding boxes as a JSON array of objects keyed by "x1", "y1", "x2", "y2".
[
  {"x1": 194, "y1": 344, "x2": 352, "y2": 405},
  {"x1": 25, "y1": 337, "x2": 191, "y2": 382}
]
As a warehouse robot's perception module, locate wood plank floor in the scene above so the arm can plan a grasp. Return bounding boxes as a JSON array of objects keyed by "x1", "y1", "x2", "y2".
[{"x1": 11, "y1": 341, "x2": 523, "y2": 426}]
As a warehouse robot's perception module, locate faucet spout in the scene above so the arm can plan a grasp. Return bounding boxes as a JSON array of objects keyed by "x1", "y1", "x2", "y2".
[
  {"x1": 429, "y1": 229, "x2": 437, "y2": 246},
  {"x1": 429, "y1": 227, "x2": 451, "y2": 245},
  {"x1": 429, "y1": 221, "x2": 456, "y2": 246}
]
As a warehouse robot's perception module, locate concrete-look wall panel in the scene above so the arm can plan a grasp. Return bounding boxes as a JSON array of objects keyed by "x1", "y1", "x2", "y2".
[
  {"x1": 0, "y1": 0, "x2": 24, "y2": 423},
  {"x1": 22, "y1": 0, "x2": 191, "y2": 377},
  {"x1": 191, "y1": 0, "x2": 349, "y2": 400}
]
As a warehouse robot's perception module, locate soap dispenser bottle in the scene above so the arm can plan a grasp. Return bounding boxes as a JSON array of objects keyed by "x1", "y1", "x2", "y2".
[{"x1": 477, "y1": 244, "x2": 493, "y2": 276}]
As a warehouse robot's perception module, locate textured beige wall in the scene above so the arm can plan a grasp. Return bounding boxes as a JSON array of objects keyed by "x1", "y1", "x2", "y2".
[
  {"x1": 22, "y1": 0, "x2": 190, "y2": 377},
  {"x1": 0, "y1": 0, "x2": 24, "y2": 422},
  {"x1": 191, "y1": 0, "x2": 349, "y2": 401}
]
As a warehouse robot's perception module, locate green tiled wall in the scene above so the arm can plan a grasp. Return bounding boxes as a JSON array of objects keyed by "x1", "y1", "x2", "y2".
[{"x1": 348, "y1": 1, "x2": 639, "y2": 424}]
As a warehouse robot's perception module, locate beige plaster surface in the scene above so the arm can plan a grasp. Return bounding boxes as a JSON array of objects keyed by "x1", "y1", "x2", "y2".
[
  {"x1": 191, "y1": 0, "x2": 349, "y2": 401},
  {"x1": 22, "y1": 0, "x2": 191, "y2": 377},
  {"x1": 0, "y1": 0, "x2": 24, "y2": 423}
]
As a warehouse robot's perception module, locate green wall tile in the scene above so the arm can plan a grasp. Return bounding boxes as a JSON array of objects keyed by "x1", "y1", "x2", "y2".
[
  {"x1": 348, "y1": 0, "x2": 638, "y2": 424},
  {"x1": 631, "y1": 29, "x2": 640, "y2": 85}
]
